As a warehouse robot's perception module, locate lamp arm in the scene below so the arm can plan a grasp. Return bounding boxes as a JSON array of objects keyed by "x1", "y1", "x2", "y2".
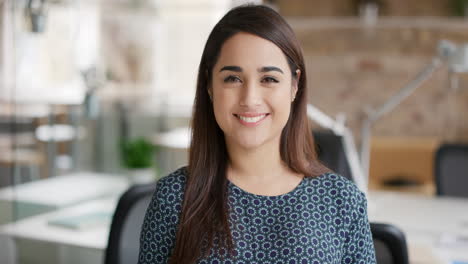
[
  {"x1": 306, "y1": 104, "x2": 342, "y2": 133},
  {"x1": 368, "y1": 57, "x2": 443, "y2": 123},
  {"x1": 359, "y1": 56, "x2": 444, "y2": 182},
  {"x1": 341, "y1": 127, "x2": 367, "y2": 193},
  {"x1": 307, "y1": 104, "x2": 366, "y2": 192}
]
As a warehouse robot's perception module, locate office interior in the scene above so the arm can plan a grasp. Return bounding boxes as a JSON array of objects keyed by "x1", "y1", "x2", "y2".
[{"x1": 0, "y1": 0, "x2": 468, "y2": 263}]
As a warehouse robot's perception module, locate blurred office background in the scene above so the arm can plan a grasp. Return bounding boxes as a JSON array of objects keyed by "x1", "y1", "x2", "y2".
[{"x1": 1, "y1": 0, "x2": 468, "y2": 264}]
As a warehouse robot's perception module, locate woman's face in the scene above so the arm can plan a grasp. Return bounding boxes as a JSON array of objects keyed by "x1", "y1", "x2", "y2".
[{"x1": 210, "y1": 32, "x2": 299, "y2": 152}]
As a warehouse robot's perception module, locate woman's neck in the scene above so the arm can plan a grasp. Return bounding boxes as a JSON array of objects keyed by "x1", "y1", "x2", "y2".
[{"x1": 226, "y1": 139, "x2": 291, "y2": 184}]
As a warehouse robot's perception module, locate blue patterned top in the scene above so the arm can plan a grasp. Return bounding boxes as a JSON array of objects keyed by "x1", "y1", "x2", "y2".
[{"x1": 138, "y1": 166, "x2": 376, "y2": 264}]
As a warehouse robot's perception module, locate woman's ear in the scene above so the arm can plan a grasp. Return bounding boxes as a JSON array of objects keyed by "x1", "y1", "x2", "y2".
[
  {"x1": 207, "y1": 87, "x2": 213, "y2": 101},
  {"x1": 206, "y1": 70, "x2": 213, "y2": 101},
  {"x1": 292, "y1": 69, "x2": 301, "y2": 102}
]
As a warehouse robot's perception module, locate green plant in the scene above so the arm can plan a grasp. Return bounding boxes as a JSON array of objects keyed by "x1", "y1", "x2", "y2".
[
  {"x1": 452, "y1": 0, "x2": 468, "y2": 16},
  {"x1": 120, "y1": 137, "x2": 156, "y2": 169}
]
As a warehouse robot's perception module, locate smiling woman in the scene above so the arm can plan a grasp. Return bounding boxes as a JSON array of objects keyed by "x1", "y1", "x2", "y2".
[
  {"x1": 138, "y1": 4, "x2": 376, "y2": 264},
  {"x1": 211, "y1": 32, "x2": 298, "y2": 152}
]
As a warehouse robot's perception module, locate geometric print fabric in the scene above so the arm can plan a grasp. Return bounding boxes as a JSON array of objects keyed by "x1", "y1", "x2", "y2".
[{"x1": 138, "y1": 166, "x2": 376, "y2": 264}]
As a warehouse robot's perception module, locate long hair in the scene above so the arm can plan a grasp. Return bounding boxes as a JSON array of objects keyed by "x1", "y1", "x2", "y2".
[{"x1": 169, "y1": 4, "x2": 329, "y2": 264}]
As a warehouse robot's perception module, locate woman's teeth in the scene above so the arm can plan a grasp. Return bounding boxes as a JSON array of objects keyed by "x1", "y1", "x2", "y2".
[{"x1": 237, "y1": 114, "x2": 267, "y2": 123}]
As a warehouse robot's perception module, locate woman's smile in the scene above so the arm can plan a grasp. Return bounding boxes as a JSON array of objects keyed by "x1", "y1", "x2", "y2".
[{"x1": 233, "y1": 113, "x2": 270, "y2": 127}]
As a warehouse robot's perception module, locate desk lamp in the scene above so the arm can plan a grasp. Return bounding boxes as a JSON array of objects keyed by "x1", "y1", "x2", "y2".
[
  {"x1": 359, "y1": 40, "x2": 468, "y2": 184},
  {"x1": 307, "y1": 40, "x2": 468, "y2": 193}
]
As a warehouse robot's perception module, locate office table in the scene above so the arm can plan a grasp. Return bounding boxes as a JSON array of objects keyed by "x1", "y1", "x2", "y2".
[
  {"x1": 0, "y1": 171, "x2": 129, "y2": 224},
  {"x1": 150, "y1": 127, "x2": 190, "y2": 175},
  {"x1": 0, "y1": 197, "x2": 122, "y2": 264},
  {"x1": 0, "y1": 197, "x2": 118, "y2": 250},
  {"x1": 368, "y1": 190, "x2": 468, "y2": 264},
  {"x1": 0, "y1": 172, "x2": 130, "y2": 264}
]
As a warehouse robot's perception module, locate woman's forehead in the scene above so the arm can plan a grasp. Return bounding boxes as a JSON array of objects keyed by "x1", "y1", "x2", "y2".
[{"x1": 213, "y1": 32, "x2": 290, "y2": 73}]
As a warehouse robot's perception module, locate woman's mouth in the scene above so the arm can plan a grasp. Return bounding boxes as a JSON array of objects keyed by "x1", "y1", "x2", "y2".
[{"x1": 233, "y1": 113, "x2": 270, "y2": 126}]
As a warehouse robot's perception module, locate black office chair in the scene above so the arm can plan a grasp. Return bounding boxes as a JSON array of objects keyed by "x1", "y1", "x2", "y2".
[
  {"x1": 313, "y1": 130, "x2": 353, "y2": 181},
  {"x1": 434, "y1": 143, "x2": 468, "y2": 198},
  {"x1": 105, "y1": 183, "x2": 156, "y2": 264},
  {"x1": 370, "y1": 222, "x2": 409, "y2": 264}
]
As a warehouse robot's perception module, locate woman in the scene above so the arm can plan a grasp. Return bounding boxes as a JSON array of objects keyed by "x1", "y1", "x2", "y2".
[{"x1": 138, "y1": 4, "x2": 376, "y2": 264}]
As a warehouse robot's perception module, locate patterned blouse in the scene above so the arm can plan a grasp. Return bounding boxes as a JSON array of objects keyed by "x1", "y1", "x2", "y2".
[{"x1": 138, "y1": 166, "x2": 376, "y2": 264}]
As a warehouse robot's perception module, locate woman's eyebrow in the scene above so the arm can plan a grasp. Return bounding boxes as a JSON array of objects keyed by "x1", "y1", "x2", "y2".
[
  {"x1": 219, "y1": 66, "x2": 242, "y2": 72},
  {"x1": 259, "y1": 66, "x2": 283, "y2": 74},
  {"x1": 219, "y1": 65, "x2": 284, "y2": 74}
]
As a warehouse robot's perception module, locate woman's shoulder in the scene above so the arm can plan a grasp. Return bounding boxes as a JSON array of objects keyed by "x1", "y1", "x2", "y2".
[
  {"x1": 305, "y1": 171, "x2": 366, "y2": 201},
  {"x1": 306, "y1": 172, "x2": 368, "y2": 222},
  {"x1": 156, "y1": 165, "x2": 188, "y2": 188},
  {"x1": 152, "y1": 166, "x2": 188, "y2": 207}
]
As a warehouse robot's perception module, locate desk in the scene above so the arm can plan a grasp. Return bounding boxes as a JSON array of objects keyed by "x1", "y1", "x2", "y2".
[
  {"x1": 150, "y1": 126, "x2": 190, "y2": 150},
  {"x1": 150, "y1": 127, "x2": 190, "y2": 175},
  {"x1": 0, "y1": 197, "x2": 118, "y2": 250},
  {"x1": 0, "y1": 198, "x2": 120, "y2": 264},
  {"x1": 0, "y1": 172, "x2": 129, "y2": 224},
  {"x1": 0, "y1": 172, "x2": 129, "y2": 264},
  {"x1": 369, "y1": 191, "x2": 468, "y2": 264}
]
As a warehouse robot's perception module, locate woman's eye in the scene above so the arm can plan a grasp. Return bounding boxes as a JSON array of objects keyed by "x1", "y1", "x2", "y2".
[
  {"x1": 262, "y1": 76, "x2": 279, "y2": 83},
  {"x1": 224, "y1": 76, "x2": 241, "y2": 83}
]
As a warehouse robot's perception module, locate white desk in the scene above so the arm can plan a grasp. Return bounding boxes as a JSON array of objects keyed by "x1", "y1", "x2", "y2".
[
  {"x1": 369, "y1": 191, "x2": 468, "y2": 264},
  {"x1": 0, "y1": 172, "x2": 129, "y2": 224},
  {"x1": 150, "y1": 127, "x2": 190, "y2": 176},
  {"x1": 0, "y1": 173, "x2": 130, "y2": 264},
  {"x1": 150, "y1": 126, "x2": 190, "y2": 150},
  {"x1": 0, "y1": 197, "x2": 118, "y2": 250}
]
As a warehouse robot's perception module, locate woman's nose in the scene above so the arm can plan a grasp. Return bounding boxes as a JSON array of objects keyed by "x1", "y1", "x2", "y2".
[{"x1": 239, "y1": 81, "x2": 261, "y2": 107}]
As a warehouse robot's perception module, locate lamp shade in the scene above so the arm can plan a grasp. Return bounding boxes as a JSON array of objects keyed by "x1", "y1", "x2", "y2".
[{"x1": 450, "y1": 44, "x2": 468, "y2": 73}]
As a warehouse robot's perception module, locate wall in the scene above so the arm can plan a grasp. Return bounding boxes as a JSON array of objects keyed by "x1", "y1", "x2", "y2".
[
  {"x1": 288, "y1": 18, "x2": 468, "y2": 143},
  {"x1": 276, "y1": 0, "x2": 457, "y2": 17}
]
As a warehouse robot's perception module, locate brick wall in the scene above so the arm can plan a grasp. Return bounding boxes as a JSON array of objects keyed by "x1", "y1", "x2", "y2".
[
  {"x1": 277, "y1": 0, "x2": 458, "y2": 17},
  {"x1": 287, "y1": 18, "x2": 468, "y2": 142}
]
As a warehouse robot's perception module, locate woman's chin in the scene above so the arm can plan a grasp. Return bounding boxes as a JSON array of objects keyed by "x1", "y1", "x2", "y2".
[{"x1": 231, "y1": 138, "x2": 267, "y2": 151}]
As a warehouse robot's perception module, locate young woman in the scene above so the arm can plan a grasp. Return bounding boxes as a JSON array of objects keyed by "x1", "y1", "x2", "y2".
[{"x1": 138, "y1": 4, "x2": 376, "y2": 264}]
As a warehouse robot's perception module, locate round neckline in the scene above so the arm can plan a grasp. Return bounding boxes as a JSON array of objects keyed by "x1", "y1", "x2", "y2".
[{"x1": 227, "y1": 176, "x2": 306, "y2": 199}]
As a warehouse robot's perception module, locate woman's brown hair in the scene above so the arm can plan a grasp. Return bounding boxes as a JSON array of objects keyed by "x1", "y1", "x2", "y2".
[{"x1": 169, "y1": 4, "x2": 328, "y2": 264}]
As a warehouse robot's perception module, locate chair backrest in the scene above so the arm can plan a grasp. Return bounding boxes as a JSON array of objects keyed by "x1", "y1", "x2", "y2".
[
  {"x1": 105, "y1": 183, "x2": 156, "y2": 264},
  {"x1": 435, "y1": 143, "x2": 468, "y2": 198},
  {"x1": 313, "y1": 130, "x2": 353, "y2": 181},
  {"x1": 370, "y1": 222, "x2": 409, "y2": 264}
]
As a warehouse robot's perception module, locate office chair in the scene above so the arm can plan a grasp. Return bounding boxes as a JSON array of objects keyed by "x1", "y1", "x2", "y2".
[
  {"x1": 435, "y1": 143, "x2": 468, "y2": 198},
  {"x1": 313, "y1": 130, "x2": 353, "y2": 181},
  {"x1": 370, "y1": 222, "x2": 409, "y2": 264},
  {"x1": 105, "y1": 183, "x2": 156, "y2": 264}
]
